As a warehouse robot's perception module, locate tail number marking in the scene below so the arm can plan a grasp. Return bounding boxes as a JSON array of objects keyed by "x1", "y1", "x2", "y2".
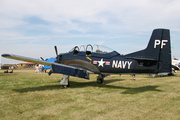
[{"x1": 154, "y1": 40, "x2": 168, "y2": 49}]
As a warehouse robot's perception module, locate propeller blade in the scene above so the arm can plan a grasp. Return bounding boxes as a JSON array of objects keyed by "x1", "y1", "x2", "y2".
[
  {"x1": 54, "y1": 46, "x2": 58, "y2": 56},
  {"x1": 40, "y1": 57, "x2": 44, "y2": 61}
]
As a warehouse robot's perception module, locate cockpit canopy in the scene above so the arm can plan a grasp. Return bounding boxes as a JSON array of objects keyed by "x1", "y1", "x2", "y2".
[
  {"x1": 68, "y1": 44, "x2": 120, "y2": 58},
  {"x1": 69, "y1": 44, "x2": 115, "y2": 54}
]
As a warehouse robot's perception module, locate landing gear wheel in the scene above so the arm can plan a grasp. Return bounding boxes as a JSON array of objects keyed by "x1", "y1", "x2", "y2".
[
  {"x1": 97, "y1": 74, "x2": 104, "y2": 84},
  {"x1": 63, "y1": 85, "x2": 68, "y2": 88},
  {"x1": 97, "y1": 78, "x2": 103, "y2": 84}
]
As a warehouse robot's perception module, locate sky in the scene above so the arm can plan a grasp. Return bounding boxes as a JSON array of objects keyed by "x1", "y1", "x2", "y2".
[{"x1": 1, "y1": 0, "x2": 180, "y2": 64}]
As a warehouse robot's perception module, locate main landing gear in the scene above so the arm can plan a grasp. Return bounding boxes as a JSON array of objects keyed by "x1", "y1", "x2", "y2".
[
  {"x1": 60, "y1": 75, "x2": 70, "y2": 88},
  {"x1": 97, "y1": 74, "x2": 104, "y2": 84},
  {"x1": 60, "y1": 74, "x2": 107, "y2": 88}
]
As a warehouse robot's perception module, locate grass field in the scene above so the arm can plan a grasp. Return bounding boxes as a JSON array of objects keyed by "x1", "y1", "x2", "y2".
[{"x1": 0, "y1": 69, "x2": 180, "y2": 120}]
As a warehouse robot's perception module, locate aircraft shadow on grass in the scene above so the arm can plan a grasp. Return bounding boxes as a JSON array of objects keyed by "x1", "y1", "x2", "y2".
[{"x1": 13, "y1": 79, "x2": 163, "y2": 94}]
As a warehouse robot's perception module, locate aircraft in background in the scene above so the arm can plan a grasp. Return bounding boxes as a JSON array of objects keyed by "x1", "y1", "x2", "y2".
[
  {"x1": 1, "y1": 65, "x2": 15, "y2": 73},
  {"x1": 172, "y1": 59, "x2": 180, "y2": 71},
  {"x1": 2, "y1": 29, "x2": 172, "y2": 87},
  {"x1": 40, "y1": 57, "x2": 55, "y2": 72}
]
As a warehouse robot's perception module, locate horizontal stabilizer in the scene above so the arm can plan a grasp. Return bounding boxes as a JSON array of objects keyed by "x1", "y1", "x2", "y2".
[{"x1": 125, "y1": 57, "x2": 158, "y2": 61}]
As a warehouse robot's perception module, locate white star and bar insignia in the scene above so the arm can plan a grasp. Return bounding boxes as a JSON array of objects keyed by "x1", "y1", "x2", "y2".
[{"x1": 93, "y1": 58, "x2": 110, "y2": 67}]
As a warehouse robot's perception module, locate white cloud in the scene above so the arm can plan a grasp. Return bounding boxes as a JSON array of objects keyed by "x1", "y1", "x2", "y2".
[{"x1": 1, "y1": 0, "x2": 180, "y2": 33}]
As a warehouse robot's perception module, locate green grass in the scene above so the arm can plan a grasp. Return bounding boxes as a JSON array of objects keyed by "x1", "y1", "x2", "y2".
[{"x1": 0, "y1": 69, "x2": 180, "y2": 120}]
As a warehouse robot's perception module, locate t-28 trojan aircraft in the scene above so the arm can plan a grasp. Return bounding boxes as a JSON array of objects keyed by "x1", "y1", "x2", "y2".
[{"x1": 2, "y1": 29, "x2": 172, "y2": 87}]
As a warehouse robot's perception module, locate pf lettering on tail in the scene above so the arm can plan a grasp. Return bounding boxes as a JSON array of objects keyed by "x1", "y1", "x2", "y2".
[{"x1": 154, "y1": 40, "x2": 168, "y2": 49}]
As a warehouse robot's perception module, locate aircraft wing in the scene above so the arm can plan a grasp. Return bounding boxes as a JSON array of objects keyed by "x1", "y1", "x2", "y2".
[
  {"x1": 1, "y1": 54, "x2": 89, "y2": 79},
  {"x1": 2, "y1": 54, "x2": 53, "y2": 66}
]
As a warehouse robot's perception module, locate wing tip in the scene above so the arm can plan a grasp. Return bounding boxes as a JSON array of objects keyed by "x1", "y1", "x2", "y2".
[{"x1": 1, "y1": 54, "x2": 11, "y2": 57}]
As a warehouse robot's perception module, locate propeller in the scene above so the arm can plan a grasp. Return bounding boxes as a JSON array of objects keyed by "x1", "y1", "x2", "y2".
[{"x1": 54, "y1": 46, "x2": 58, "y2": 56}]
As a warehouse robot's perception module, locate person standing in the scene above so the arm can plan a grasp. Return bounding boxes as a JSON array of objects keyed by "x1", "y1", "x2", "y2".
[
  {"x1": 132, "y1": 74, "x2": 136, "y2": 80},
  {"x1": 35, "y1": 64, "x2": 39, "y2": 73}
]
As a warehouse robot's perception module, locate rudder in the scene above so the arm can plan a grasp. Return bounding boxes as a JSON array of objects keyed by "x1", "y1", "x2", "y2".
[{"x1": 156, "y1": 29, "x2": 172, "y2": 73}]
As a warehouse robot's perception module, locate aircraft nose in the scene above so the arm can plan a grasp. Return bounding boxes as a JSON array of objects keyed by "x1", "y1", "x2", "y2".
[{"x1": 55, "y1": 55, "x2": 62, "y2": 63}]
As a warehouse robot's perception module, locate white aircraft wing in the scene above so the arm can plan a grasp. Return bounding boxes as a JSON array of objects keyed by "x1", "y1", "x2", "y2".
[{"x1": 1, "y1": 54, "x2": 89, "y2": 79}]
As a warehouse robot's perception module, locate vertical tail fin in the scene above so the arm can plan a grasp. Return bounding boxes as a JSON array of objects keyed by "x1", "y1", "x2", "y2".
[{"x1": 126, "y1": 29, "x2": 172, "y2": 73}]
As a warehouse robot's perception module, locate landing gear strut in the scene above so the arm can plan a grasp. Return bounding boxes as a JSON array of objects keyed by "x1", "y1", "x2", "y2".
[{"x1": 60, "y1": 75, "x2": 70, "y2": 88}]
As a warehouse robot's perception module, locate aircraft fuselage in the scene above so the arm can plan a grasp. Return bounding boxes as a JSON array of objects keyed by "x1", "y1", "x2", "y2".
[{"x1": 57, "y1": 51, "x2": 157, "y2": 74}]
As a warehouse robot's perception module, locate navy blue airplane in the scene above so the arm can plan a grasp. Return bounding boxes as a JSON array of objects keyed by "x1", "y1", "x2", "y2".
[{"x1": 2, "y1": 29, "x2": 172, "y2": 87}]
